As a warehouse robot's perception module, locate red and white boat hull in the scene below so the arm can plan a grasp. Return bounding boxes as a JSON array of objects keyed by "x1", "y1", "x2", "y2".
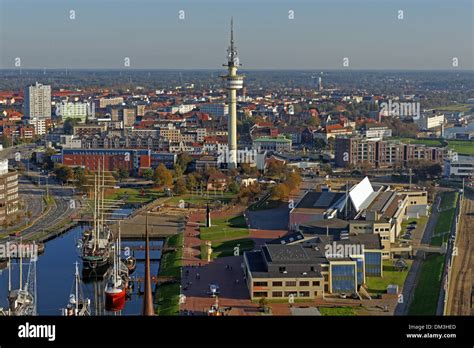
[{"x1": 105, "y1": 288, "x2": 126, "y2": 311}]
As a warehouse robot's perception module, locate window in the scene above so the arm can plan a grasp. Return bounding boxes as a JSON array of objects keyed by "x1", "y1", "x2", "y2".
[
  {"x1": 253, "y1": 292, "x2": 267, "y2": 298},
  {"x1": 365, "y1": 251, "x2": 382, "y2": 277},
  {"x1": 279, "y1": 267, "x2": 286, "y2": 273},
  {"x1": 331, "y1": 264, "x2": 356, "y2": 293},
  {"x1": 299, "y1": 281, "x2": 310, "y2": 287},
  {"x1": 284, "y1": 291, "x2": 297, "y2": 297},
  {"x1": 272, "y1": 281, "x2": 283, "y2": 287},
  {"x1": 285, "y1": 281, "x2": 297, "y2": 287},
  {"x1": 253, "y1": 281, "x2": 268, "y2": 287},
  {"x1": 312, "y1": 281, "x2": 320, "y2": 287},
  {"x1": 299, "y1": 291, "x2": 310, "y2": 297},
  {"x1": 272, "y1": 291, "x2": 283, "y2": 298}
]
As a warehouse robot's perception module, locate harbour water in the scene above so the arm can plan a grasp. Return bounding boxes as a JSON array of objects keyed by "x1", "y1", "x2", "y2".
[{"x1": 0, "y1": 223, "x2": 162, "y2": 315}]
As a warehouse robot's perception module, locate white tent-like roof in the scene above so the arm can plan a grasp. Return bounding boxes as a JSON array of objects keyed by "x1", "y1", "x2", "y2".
[{"x1": 349, "y1": 177, "x2": 374, "y2": 212}]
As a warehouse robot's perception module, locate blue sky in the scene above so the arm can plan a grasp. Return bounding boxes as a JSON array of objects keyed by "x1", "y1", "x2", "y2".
[{"x1": 0, "y1": 0, "x2": 472, "y2": 69}]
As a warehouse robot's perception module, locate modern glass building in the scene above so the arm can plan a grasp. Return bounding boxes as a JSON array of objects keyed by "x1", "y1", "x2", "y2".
[
  {"x1": 364, "y1": 251, "x2": 383, "y2": 277},
  {"x1": 330, "y1": 262, "x2": 357, "y2": 293}
]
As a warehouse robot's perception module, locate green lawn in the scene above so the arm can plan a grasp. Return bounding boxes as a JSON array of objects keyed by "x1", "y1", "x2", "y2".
[
  {"x1": 200, "y1": 215, "x2": 249, "y2": 242},
  {"x1": 105, "y1": 188, "x2": 163, "y2": 204},
  {"x1": 432, "y1": 209, "x2": 456, "y2": 246},
  {"x1": 434, "y1": 104, "x2": 473, "y2": 113},
  {"x1": 166, "y1": 233, "x2": 184, "y2": 249},
  {"x1": 393, "y1": 137, "x2": 474, "y2": 156},
  {"x1": 447, "y1": 140, "x2": 474, "y2": 156},
  {"x1": 319, "y1": 307, "x2": 355, "y2": 316},
  {"x1": 393, "y1": 137, "x2": 444, "y2": 147},
  {"x1": 366, "y1": 260, "x2": 412, "y2": 294},
  {"x1": 208, "y1": 238, "x2": 255, "y2": 259},
  {"x1": 408, "y1": 254, "x2": 445, "y2": 315},
  {"x1": 167, "y1": 191, "x2": 237, "y2": 207},
  {"x1": 439, "y1": 191, "x2": 459, "y2": 211},
  {"x1": 156, "y1": 283, "x2": 180, "y2": 316},
  {"x1": 159, "y1": 244, "x2": 183, "y2": 278}
]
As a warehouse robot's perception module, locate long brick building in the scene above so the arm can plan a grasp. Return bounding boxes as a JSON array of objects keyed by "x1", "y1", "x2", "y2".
[{"x1": 335, "y1": 137, "x2": 446, "y2": 168}]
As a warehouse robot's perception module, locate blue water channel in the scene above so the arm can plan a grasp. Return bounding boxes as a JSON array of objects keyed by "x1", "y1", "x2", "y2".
[{"x1": 0, "y1": 222, "x2": 162, "y2": 316}]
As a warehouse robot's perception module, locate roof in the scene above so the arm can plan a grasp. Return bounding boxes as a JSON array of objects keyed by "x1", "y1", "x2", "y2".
[
  {"x1": 254, "y1": 136, "x2": 291, "y2": 143},
  {"x1": 295, "y1": 191, "x2": 346, "y2": 210},
  {"x1": 349, "y1": 177, "x2": 374, "y2": 212}
]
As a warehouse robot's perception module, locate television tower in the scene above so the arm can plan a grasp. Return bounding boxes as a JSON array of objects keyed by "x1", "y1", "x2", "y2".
[{"x1": 221, "y1": 18, "x2": 244, "y2": 169}]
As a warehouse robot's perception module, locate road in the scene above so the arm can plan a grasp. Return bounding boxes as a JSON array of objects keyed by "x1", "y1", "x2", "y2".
[{"x1": 1, "y1": 144, "x2": 80, "y2": 242}]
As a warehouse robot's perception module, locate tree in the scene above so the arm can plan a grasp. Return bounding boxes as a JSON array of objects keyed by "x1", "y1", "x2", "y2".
[
  {"x1": 1, "y1": 135, "x2": 11, "y2": 148},
  {"x1": 73, "y1": 167, "x2": 87, "y2": 191},
  {"x1": 228, "y1": 181, "x2": 240, "y2": 194},
  {"x1": 153, "y1": 164, "x2": 173, "y2": 188},
  {"x1": 314, "y1": 138, "x2": 326, "y2": 151},
  {"x1": 285, "y1": 171, "x2": 302, "y2": 191},
  {"x1": 241, "y1": 163, "x2": 258, "y2": 176},
  {"x1": 266, "y1": 161, "x2": 286, "y2": 178},
  {"x1": 177, "y1": 153, "x2": 193, "y2": 172},
  {"x1": 186, "y1": 173, "x2": 198, "y2": 191},
  {"x1": 54, "y1": 164, "x2": 74, "y2": 184},
  {"x1": 174, "y1": 177, "x2": 188, "y2": 194},
  {"x1": 63, "y1": 118, "x2": 80, "y2": 135},
  {"x1": 42, "y1": 147, "x2": 57, "y2": 170},
  {"x1": 141, "y1": 168, "x2": 154, "y2": 181},
  {"x1": 117, "y1": 168, "x2": 129, "y2": 182},
  {"x1": 271, "y1": 183, "x2": 290, "y2": 201},
  {"x1": 173, "y1": 164, "x2": 183, "y2": 178},
  {"x1": 259, "y1": 297, "x2": 269, "y2": 313}
]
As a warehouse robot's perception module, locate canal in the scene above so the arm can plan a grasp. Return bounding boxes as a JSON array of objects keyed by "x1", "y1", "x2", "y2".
[{"x1": 0, "y1": 224, "x2": 162, "y2": 315}]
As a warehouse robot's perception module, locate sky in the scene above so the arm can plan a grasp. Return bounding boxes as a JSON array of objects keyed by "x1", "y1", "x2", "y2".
[{"x1": 0, "y1": 0, "x2": 472, "y2": 70}]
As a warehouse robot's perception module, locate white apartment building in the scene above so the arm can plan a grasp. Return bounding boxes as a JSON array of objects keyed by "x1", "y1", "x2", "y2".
[
  {"x1": 28, "y1": 117, "x2": 47, "y2": 135},
  {"x1": 24, "y1": 82, "x2": 51, "y2": 119},
  {"x1": 416, "y1": 113, "x2": 445, "y2": 130},
  {"x1": 199, "y1": 103, "x2": 228, "y2": 117},
  {"x1": 99, "y1": 97, "x2": 124, "y2": 108},
  {"x1": 444, "y1": 155, "x2": 474, "y2": 178},
  {"x1": 57, "y1": 101, "x2": 94, "y2": 123}
]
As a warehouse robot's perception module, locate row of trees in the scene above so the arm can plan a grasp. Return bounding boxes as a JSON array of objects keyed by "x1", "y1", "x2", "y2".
[{"x1": 271, "y1": 170, "x2": 302, "y2": 201}]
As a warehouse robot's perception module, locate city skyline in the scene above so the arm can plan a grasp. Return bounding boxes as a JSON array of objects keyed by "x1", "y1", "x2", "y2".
[{"x1": 0, "y1": 0, "x2": 472, "y2": 70}]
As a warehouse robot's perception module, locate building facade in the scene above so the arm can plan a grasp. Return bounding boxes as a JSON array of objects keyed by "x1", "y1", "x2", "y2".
[{"x1": 0, "y1": 158, "x2": 19, "y2": 223}]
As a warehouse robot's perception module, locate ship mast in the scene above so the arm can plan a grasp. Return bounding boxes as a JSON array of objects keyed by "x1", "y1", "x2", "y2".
[
  {"x1": 142, "y1": 212, "x2": 154, "y2": 315},
  {"x1": 19, "y1": 237, "x2": 22, "y2": 291},
  {"x1": 75, "y1": 261, "x2": 79, "y2": 312}
]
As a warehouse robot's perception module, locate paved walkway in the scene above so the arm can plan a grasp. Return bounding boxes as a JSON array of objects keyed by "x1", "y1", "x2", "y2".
[{"x1": 394, "y1": 195, "x2": 441, "y2": 315}]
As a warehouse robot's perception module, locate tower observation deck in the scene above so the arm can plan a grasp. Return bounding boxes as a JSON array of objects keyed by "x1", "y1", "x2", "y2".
[{"x1": 221, "y1": 18, "x2": 244, "y2": 169}]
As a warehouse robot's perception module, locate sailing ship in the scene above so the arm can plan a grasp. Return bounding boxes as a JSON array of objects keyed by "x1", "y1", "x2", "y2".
[
  {"x1": 105, "y1": 222, "x2": 128, "y2": 312},
  {"x1": 8, "y1": 241, "x2": 36, "y2": 316},
  {"x1": 61, "y1": 262, "x2": 91, "y2": 316},
  {"x1": 80, "y1": 162, "x2": 115, "y2": 279}
]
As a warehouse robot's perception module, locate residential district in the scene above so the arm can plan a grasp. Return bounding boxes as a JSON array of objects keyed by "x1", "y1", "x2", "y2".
[{"x1": 0, "y1": 26, "x2": 472, "y2": 317}]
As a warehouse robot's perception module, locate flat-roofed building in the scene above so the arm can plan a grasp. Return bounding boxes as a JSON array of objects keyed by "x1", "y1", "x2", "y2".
[
  {"x1": 253, "y1": 136, "x2": 292, "y2": 152},
  {"x1": 244, "y1": 232, "x2": 383, "y2": 300},
  {"x1": 444, "y1": 155, "x2": 474, "y2": 178}
]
